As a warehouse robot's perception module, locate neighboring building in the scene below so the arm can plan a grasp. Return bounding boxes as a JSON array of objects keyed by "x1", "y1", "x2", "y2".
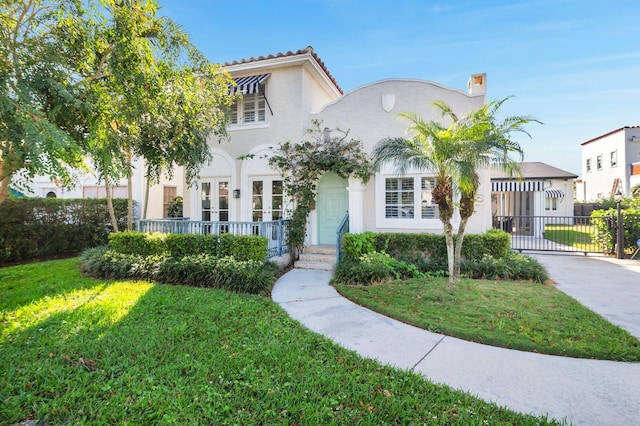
[
  {"x1": 21, "y1": 158, "x2": 182, "y2": 219},
  {"x1": 491, "y1": 162, "x2": 577, "y2": 235},
  {"x1": 182, "y1": 46, "x2": 492, "y2": 245},
  {"x1": 576, "y1": 126, "x2": 640, "y2": 202}
]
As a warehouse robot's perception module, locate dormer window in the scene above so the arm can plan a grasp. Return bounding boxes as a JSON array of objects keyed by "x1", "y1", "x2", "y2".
[{"x1": 228, "y1": 74, "x2": 271, "y2": 125}]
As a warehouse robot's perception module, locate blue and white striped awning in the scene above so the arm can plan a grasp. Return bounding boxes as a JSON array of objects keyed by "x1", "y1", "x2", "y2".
[
  {"x1": 491, "y1": 181, "x2": 544, "y2": 192},
  {"x1": 545, "y1": 189, "x2": 564, "y2": 198},
  {"x1": 229, "y1": 74, "x2": 270, "y2": 95}
]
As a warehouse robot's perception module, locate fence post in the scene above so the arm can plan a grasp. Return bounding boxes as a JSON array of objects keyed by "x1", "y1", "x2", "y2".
[{"x1": 616, "y1": 196, "x2": 624, "y2": 259}]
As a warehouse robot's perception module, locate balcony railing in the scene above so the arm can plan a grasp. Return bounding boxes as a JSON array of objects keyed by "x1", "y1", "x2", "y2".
[{"x1": 136, "y1": 218, "x2": 290, "y2": 258}]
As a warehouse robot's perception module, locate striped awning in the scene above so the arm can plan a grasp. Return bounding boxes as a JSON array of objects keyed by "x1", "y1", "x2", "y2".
[
  {"x1": 229, "y1": 74, "x2": 270, "y2": 95},
  {"x1": 491, "y1": 181, "x2": 544, "y2": 192},
  {"x1": 545, "y1": 189, "x2": 564, "y2": 199}
]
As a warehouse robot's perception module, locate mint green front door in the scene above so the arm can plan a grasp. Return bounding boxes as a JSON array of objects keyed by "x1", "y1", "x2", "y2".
[{"x1": 317, "y1": 173, "x2": 348, "y2": 245}]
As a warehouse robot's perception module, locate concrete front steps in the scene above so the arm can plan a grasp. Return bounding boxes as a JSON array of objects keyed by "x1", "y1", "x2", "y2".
[{"x1": 294, "y1": 245, "x2": 337, "y2": 271}]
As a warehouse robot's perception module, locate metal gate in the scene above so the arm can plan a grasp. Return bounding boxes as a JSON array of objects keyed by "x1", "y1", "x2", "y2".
[{"x1": 492, "y1": 215, "x2": 612, "y2": 255}]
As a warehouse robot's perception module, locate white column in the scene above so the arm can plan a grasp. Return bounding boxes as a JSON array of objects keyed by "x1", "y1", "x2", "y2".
[
  {"x1": 189, "y1": 185, "x2": 199, "y2": 220},
  {"x1": 347, "y1": 177, "x2": 366, "y2": 234},
  {"x1": 534, "y1": 190, "x2": 545, "y2": 237}
]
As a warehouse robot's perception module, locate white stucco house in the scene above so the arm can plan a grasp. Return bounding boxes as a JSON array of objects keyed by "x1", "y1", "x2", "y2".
[
  {"x1": 576, "y1": 126, "x2": 640, "y2": 202},
  {"x1": 181, "y1": 46, "x2": 493, "y2": 247}
]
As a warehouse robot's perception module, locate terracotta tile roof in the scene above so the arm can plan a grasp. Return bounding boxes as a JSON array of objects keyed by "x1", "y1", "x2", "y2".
[
  {"x1": 223, "y1": 46, "x2": 343, "y2": 94},
  {"x1": 581, "y1": 126, "x2": 640, "y2": 146}
]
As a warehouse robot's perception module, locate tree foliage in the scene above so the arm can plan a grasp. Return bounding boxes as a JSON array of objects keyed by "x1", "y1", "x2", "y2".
[
  {"x1": 269, "y1": 120, "x2": 374, "y2": 258},
  {"x1": 2, "y1": 0, "x2": 235, "y2": 232},
  {"x1": 0, "y1": 0, "x2": 88, "y2": 202},
  {"x1": 373, "y1": 98, "x2": 539, "y2": 287},
  {"x1": 73, "y1": 0, "x2": 235, "y2": 229}
]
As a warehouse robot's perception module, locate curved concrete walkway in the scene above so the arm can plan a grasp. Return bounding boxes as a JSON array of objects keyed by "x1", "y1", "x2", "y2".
[{"x1": 272, "y1": 255, "x2": 640, "y2": 426}]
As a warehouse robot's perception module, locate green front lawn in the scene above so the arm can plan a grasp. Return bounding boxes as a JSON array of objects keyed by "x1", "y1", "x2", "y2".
[
  {"x1": 544, "y1": 224, "x2": 598, "y2": 251},
  {"x1": 0, "y1": 259, "x2": 559, "y2": 425},
  {"x1": 335, "y1": 277, "x2": 640, "y2": 361}
]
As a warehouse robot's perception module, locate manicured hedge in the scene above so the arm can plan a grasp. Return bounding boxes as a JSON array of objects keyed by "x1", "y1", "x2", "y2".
[
  {"x1": 0, "y1": 198, "x2": 127, "y2": 264},
  {"x1": 341, "y1": 229, "x2": 511, "y2": 263},
  {"x1": 108, "y1": 231, "x2": 268, "y2": 261},
  {"x1": 591, "y1": 208, "x2": 640, "y2": 255},
  {"x1": 80, "y1": 247, "x2": 279, "y2": 295},
  {"x1": 336, "y1": 231, "x2": 547, "y2": 284}
]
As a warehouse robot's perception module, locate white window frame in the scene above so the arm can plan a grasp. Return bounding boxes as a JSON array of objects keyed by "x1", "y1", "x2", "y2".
[
  {"x1": 611, "y1": 150, "x2": 618, "y2": 168},
  {"x1": 375, "y1": 168, "x2": 448, "y2": 229},
  {"x1": 596, "y1": 155, "x2": 603, "y2": 171},
  {"x1": 545, "y1": 197, "x2": 558, "y2": 211},
  {"x1": 586, "y1": 158, "x2": 592, "y2": 173},
  {"x1": 229, "y1": 86, "x2": 267, "y2": 127}
]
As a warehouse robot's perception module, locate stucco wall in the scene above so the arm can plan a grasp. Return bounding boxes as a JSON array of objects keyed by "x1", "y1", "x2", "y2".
[
  {"x1": 311, "y1": 79, "x2": 490, "y2": 235},
  {"x1": 580, "y1": 127, "x2": 640, "y2": 200}
]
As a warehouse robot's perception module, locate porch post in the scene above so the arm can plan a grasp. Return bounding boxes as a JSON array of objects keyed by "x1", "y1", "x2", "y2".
[
  {"x1": 533, "y1": 190, "x2": 545, "y2": 237},
  {"x1": 347, "y1": 177, "x2": 365, "y2": 234}
]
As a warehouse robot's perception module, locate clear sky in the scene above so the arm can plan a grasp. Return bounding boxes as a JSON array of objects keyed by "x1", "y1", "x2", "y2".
[{"x1": 159, "y1": 0, "x2": 639, "y2": 178}]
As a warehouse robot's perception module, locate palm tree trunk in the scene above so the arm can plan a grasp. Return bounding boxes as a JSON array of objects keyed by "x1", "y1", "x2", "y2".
[
  {"x1": 453, "y1": 217, "x2": 469, "y2": 282},
  {"x1": 444, "y1": 220, "x2": 455, "y2": 288},
  {"x1": 104, "y1": 175, "x2": 118, "y2": 233}
]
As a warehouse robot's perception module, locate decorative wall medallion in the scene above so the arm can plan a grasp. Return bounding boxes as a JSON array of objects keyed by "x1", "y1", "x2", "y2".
[{"x1": 382, "y1": 94, "x2": 395, "y2": 112}]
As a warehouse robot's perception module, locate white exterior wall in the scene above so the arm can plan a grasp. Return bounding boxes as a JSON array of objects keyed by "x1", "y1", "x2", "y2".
[
  {"x1": 580, "y1": 127, "x2": 640, "y2": 201},
  {"x1": 544, "y1": 178, "x2": 574, "y2": 217},
  {"x1": 311, "y1": 79, "x2": 490, "y2": 235},
  {"x1": 183, "y1": 57, "x2": 341, "y2": 223}
]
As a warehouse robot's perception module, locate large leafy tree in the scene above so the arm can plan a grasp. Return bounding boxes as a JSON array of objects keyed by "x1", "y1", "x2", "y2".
[
  {"x1": 66, "y1": 0, "x2": 234, "y2": 230},
  {"x1": 373, "y1": 98, "x2": 538, "y2": 287},
  {"x1": 0, "y1": 0, "x2": 88, "y2": 203}
]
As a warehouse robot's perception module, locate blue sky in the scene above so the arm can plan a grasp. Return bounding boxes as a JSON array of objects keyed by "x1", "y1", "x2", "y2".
[{"x1": 160, "y1": 0, "x2": 640, "y2": 177}]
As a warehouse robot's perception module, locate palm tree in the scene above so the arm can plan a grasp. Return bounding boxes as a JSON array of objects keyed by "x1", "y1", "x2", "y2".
[
  {"x1": 373, "y1": 98, "x2": 538, "y2": 287},
  {"x1": 632, "y1": 183, "x2": 640, "y2": 199}
]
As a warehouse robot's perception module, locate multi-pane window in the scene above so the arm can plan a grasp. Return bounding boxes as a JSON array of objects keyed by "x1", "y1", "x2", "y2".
[
  {"x1": 271, "y1": 180, "x2": 284, "y2": 220},
  {"x1": 385, "y1": 177, "x2": 440, "y2": 220},
  {"x1": 596, "y1": 155, "x2": 603, "y2": 170},
  {"x1": 218, "y1": 182, "x2": 229, "y2": 222},
  {"x1": 421, "y1": 178, "x2": 439, "y2": 219},
  {"x1": 611, "y1": 151, "x2": 618, "y2": 167},
  {"x1": 229, "y1": 90, "x2": 266, "y2": 125},
  {"x1": 385, "y1": 178, "x2": 414, "y2": 218},
  {"x1": 163, "y1": 186, "x2": 177, "y2": 218},
  {"x1": 545, "y1": 198, "x2": 558, "y2": 211},
  {"x1": 252, "y1": 180, "x2": 263, "y2": 222},
  {"x1": 586, "y1": 158, "x2": 591, "y2": 173}
]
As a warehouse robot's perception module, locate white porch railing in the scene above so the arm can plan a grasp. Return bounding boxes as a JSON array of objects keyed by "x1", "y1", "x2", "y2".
[{"x1": 136, "y1": 218, "x2": 290, "y2": 258}]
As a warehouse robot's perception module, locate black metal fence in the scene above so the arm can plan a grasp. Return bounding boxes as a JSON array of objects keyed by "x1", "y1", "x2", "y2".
[{"x1": 493, "y1": 215, "x2": 605, "y2": 255}]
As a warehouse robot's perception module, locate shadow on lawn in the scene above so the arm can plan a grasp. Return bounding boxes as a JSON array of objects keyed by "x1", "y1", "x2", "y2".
[
  {"x1": 0, "y1": 259, "x2": 109, "y2": 313},
  {"x1": 0, "y1": 281, "x2": 284, "y2": 424}
]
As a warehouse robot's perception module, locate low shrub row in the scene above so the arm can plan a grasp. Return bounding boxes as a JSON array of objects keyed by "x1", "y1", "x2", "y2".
[
  {"x1": 0, "y1": 198, "x2": 127, "y2": 264},
  {"x1": 80, "y1": 247, "x2": 279, "y2": 295},
  {"x1": 341, "y1": 229, "x2": 511, "y2": 263},
  {"x1": 334, "y1": 250, "x2": 548, "y2": 285},
  {"x1": 108, "y1": 231, "x2": 268, "y2": 261},
  {"x1": 334, "y1": 251, "x2": 429, "y2": 285},
  {"x1": 336, "y1": 229, "x2": 548, "y2": 284}
]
